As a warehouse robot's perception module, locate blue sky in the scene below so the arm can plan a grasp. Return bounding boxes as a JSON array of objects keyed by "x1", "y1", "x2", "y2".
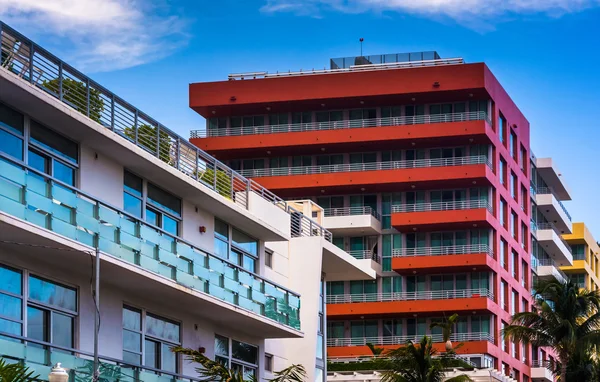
[{"x1": 3, "y1": 0, "x2": 600, "y2": 235}]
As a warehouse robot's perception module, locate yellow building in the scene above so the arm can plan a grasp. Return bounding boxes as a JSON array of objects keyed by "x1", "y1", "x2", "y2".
[{"x1": 562, "y1": 222, "x2": 600, "y2": 291}]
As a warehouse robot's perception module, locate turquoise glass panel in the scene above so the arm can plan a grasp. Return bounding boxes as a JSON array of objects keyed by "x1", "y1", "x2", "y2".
[
  {"x1": 223, "y1": 276, "x2": 239, "y2": 293},
  {"x1": 52, "y1": 185, "x2": 77, "y2": 207},
  {"x1": 121, "y1": 231, "x2": 142, "y2": 251},
  {"x1": 209, "y1": 271, "x2": 222, "y2": 287},
  {"x1": 120, "y1": 218, "x2": 137, "y2": 235},
  {"x1": 98, "y1": 205, "x2": 120, "y2": 226},
  {"x1": 0, "y1": 178, "x2": 22, "y2": 201},
  {"x1": 25, "y1": 345, "x2": 46, "y2": 364},
  {"x1": 176, "y1": 270, "x2": 195, "y2": 288},
  {"x1": 98, "y1": 224, "x2": 117, "y2": 240},
  {"x1": 75, "y1": 196, "x2": 95, "y2": 217},
  {"x1": 158, "y1": 249, "x2": 177, "y2": 267},
  {"x1": 25, "y1": 174, "x2": 47, "y2": 196},
  {"x1": 76, "y1": 229, "x2": 95, "y2": 247},
  {"x1": 139, "y1": 255, "x2": 160, "y2": 273},
  {"x1": 208, "y1": 257, "x2": 225, "y2": 274},
  {"x1": 25, "y1": 208, "x2": 48, "y2": 228},
  {"x1": 0, "y1": 196, "x2": 26, "y2": 219},
  {"x1": 0, "y1": 338, "x2": 25, "y2": 358},
  {"x1": 51, "y1": 217, "x2": 78, "y2": 240},
  {"x1": 192, "y1": 262, "x2": 209, "y2": 281},
  {"x1": 159, "y1": 235, "x2": 174, "y2": 251},
  {"x1": 210, "y1": 284, "x2": 225, "y2": 299},
  {"x1": 140, "y1": 225, "x2": 160, "y2": 244},
  {"x1": 157, "y1": 263, "x2": 174, "y2": 279},
  {"x1": 223, "y1": 289, "x2": 235, "y2": 305},
  {"x1": 51, "y1": 203, "x2": 73, "y2": 223},
  {"x1": 140, "y1": 242, "x2": 156, "y2": 259},
  {"x1": 76, "y1": 211, "x2": 98, "y2": 233},
  {"x1": 252, "y1": 290, "x2": 267, "y2": 304},
  {"x1": 0, "y1": 160, "x2": 26, "y2": 185},
  {"x1": 26, "y1": 190, "x2": 53, "y2": 212}
]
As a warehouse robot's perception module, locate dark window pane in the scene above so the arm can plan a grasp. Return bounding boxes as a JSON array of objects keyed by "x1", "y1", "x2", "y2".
[
  {"x1": 28, "y1": 150, "x2": 49, "y2": 174},
  {"x1": 124, "y1": 193, "x2": 142, "y2": 218},
  {"x1": 215, "y1": 335, "x2": 229, "y2": 356},
  {"x1": 123, "y1": 306, "x2": 141, "y2": 331},
  {"x1": 124, "y1": 171, "x2": 143, "y2": 197},
  {"x1": 147, "y1": 183, "x2": 181, "y2": 217},
  {"x1": 214, "y1": 238, "x2": 229, "y2": 259},
  {"x1": 0, "y1": 103, "x2": 24, "y2": 134},
  {"x1": 232, "y1": 229, "x2": 258, "y2": 257},
  {"x1": 0, "y1": 129, "x2": 23, "y2": 160},
  {"x1": 145, "y1": 207, "x2": 159, "y2": 227},
  {"x1": 242, "y1": 255, "x2": 256, "y2": 273},
  {"x1": 27, "y1": 306, "x2": 47, "y2": 342},
  {"x1": 30, "y1": 121, "x2": 78, "y2": 163},
  {"x1": 0, "y1": 293, "x2": 22, "y2": 320},
  {"x1": 215, "y1": 219, "x2": 229, "y2": 239},
  {"x1": 144, "y1": 339, "x2": 159, "y2": 369},
  {"x1": 232, "y1": 340, "x2": 258, "y2": 364},
  {"x1": 28, "y1": 275, "x2": 77, "y2": 312},
  {"x1": 162, "y1": 215, "x2": 178, "y2": 236},
  {"x1": 54, "y1": 160, "x2": 75, "y2": 186},
  {"x1": 52, "y1": 312, "x2": 73, "y2": 347},
  {"x1": 146, "y1": 314, "x2": 180, "y2": 343},
  {"x1": 0, "y1": 317, "x2": 21, "y2": 337},
  {"x1": 162, "y1": 343, "x2": 177, "y2": 372},
  {"x1": 0, "y1": 265, "x2": 22, "y2": 295}
]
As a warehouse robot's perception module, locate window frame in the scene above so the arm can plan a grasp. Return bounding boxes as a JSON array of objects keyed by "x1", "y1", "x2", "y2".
[
  {"x1": 214, "y1": 334, "x2": 259, "y2": 379},
  {"x1": 214, "y1": 218, "x2": 260, "y2": 273}
]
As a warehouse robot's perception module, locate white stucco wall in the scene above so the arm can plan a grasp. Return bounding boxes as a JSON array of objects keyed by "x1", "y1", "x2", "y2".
[{"x1": 79, "y1": 145, "x2": 124, "y2": 209}]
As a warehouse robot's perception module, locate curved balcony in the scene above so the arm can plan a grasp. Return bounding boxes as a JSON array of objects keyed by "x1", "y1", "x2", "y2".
[
  {"x1": 391, "y1": 200, "x2": 494, "y2": 231},
  {"x1": 323, "y1": 206, "x2": 382, "y2": 236},
  {"x1": 391, "y1": 244, "x2": 495, "y2": 274},
  {"x1": 327, "y1": 332, "x2": 494, "y2": 347}
]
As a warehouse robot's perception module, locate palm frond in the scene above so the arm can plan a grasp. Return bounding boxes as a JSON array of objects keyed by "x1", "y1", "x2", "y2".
[
  {"x1": 0, "y1": 358, "x2": 39, "y2": 382},
  {"x1": 269, "y1": 364, "x2": 307, "y2": 382}
]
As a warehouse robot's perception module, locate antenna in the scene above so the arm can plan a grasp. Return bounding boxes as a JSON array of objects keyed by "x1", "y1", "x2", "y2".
[{"x1": 359, "y1": 38, "x2": 364, "y2": 56}]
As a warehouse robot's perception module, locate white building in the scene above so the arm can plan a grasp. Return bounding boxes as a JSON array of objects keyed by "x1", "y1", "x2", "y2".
[{"x1": 0, "y1": 22, "x2": 375, "y2": 382}]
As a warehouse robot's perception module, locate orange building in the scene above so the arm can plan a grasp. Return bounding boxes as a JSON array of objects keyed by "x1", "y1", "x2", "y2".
[{"x1": 189, "y1": 53, "x2": 537, "y2": 381}]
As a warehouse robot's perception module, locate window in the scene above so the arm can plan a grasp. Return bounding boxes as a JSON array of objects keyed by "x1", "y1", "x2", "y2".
[
  {"x1": 215, "y1": 219, "x2": 259, "y2": 272},
  {"x1": 500, "y1": 198, "x2": 507, "y2": 228},
  {"x1": 521, "y1": 260, "x2": 528, "y2": 289},
  {"x1": 498, "y1": 113, "x2": 506, "y2": 144},
  {"x1": 520, "y1": 145, "x2": 527, "y2": 173},
  {"x1": 0, "y1": 264, "x2": 78, "y2": 349},
  {"x1": 571, "y1": 274, "x2": 586, "y2": 288},
  {"x1": 265, "y1": 249, "x2": 273, "y2": 268},
  {"x1": 520, "y1": 185, "x2": 527, "y2": 211},
  {"x1": 215, "y1": 335, "x2": 258, "y2": 380},
  {"x1": 124, "y1": 171, "x2": 181, "y2": 236},
  {"x1": 122, "y1": 306, "x2": 180, "y2": 373},
  {"x1": 499, "y1": 157, "x2": 507, "y2": 186},
  {"x1": 511, "y1": 211, "x2": 518, "y2": 240},
  {"x1": 500, "y1": 280, "x2": 508, "y2": 311},
  {"x1": 500, "y1": 239, "x2": 507, "y2": 269},
  {"x1": 511, "y1": 289, "x2": 518, "y2": 314},
  {"x1": 521, "y1": 223, "x2": 527, "y2": 250},
  {"x1": 510, "y1": 172, "x2": 518, "y2": 200},
  {"x1": 265, "y1": 353, "x2": 273, "y2": 372},
  {"x1": 510, "y1": 130, "x2": 517, "y2": 160},
  {"x1": 571, "y1": 244, "x2": 585, "y2": 260},
  {"x1": 208, "y1": 117, "x2": 227, "y2": 131}
]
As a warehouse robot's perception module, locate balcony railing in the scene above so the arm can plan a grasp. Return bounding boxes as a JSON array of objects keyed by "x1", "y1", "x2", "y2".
[
  {"x1": 327, "y1": 354, "x2": 476, "y2": 367},
  {"x1": 392, "y1": 199, "x2": 493, "y2": 213},
  {"x1": 531, "y1": 360, "x2": 553, "y2": 369},
  {"x1": 238, "y1": 155, "x2": 492, "y2": 178},
  {"x1": 346, "y1": 250, "x2": 380, "y2": 262},
  {"x1": 0, "y1": 154, "x2": 301, "y2": 330},
  {"x1": 191, "y1": 111, "x2": 490, "y2": 138},
  {"x1": 324, "y1": 206, "x2": 381, "y2": 220},
  {"x1": 536, "y1": 222, "x2": 573, "y2": 254},
  {"x1": 392, "y1": 244, "x2": 493, "y2": 257},
  {"x1": 533, "y1": 258, "x2": 569, "y2": 284},
  {"x1": 327, "y1": 332, "x2": 494, "y2": 347},
  {"x1": 0, "y1": 332, "x2": 201, "y2": 382},
  {"x1": 533, "y1": 186, "x2": 572, "y2": 221},
  {"x1": 0, "y1": 22, "x2": 331, "y2": 243},
  {"x1": 326, "y1": 288, "x2": 494, "y2": 304}
]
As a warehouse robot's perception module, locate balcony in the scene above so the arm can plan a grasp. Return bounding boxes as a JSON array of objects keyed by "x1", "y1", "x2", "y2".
[
  {"x1": 533, "y1": 258, "x2": 568, "y2": 284},
  {"x1": 530, "y1": 360, "x2": 554, "y2": 382},
  {"x1": 0, "y1": 333, "x2": 202, "y2": 382},
  {"x1": 241, "y1": 156, "x2": 493, "y2": 196},
  {"x1": 391, "y1": 244, "x2": 494, "y2": 274},
  {"x1": 346, "y1": 250, "x2": 380, "y2": 262},
  {"x1": 323, "y1": 207, "x2": 382, "y2": 236},
  {"x1": 191, "y1": 113, "x2": 492, "y2": 159},
  {"x1": 391, "y1": 200, "x2": 494, "y2": 231},
  {"x1": 0, "y1": 156, "x2": 302, "y2": 336},
  {"x1": 326, "y1": 288, "x2": 494, "y2": 318},
  {"x1": 535, "y1": 222, "x2": 574, "y2": 266},
  {"x1": 534, "y1": 157, "x2": 572, "y2": 200},
  {"x1": 532, "y1": 186, "x2": 572, "y2": 234}
]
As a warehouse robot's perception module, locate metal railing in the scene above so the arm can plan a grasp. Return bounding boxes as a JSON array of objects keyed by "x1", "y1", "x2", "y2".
[
  {"x1": 392, "y1": 199, "x2": 493, "y2": 213},
  {"x1": 326, "y1": 288, "x2": 493, "y2": 304},
  {"x1": 346, "y1": 250, "x2": 380, "y2": 262},
  {"x1": 536, "y1": 222, "x2": 573, "y2": 254},
  {"x1": 324, "y1": 206, "x2": 381, "y2": 220},
  {"x1": 327, "y1": 354, "x2": 476, "y2": 367},
  {"x1": 227, "y1": 57, "x2": 465, "y2": 80},
  {"x1": 0, "y1": 153, "x2": 302, "y2": 330},
  {"x1": 327, "y1": 332, "x2": 494, "y2": 347},
  {"x1": 0, "y1": 331, "x2": 202, "y2": 381},
  {"x1": 533, "y1": 186, "x2": 572, "y2": 221},
  {"x1": 0, "y1": 21, "x2": 331, "y2": 243},
  {"x1": 238, "y1": 155, "x2": 491, "y2": 178},
  {"x1": 531, "y1": 360, "x2": 553, "y2": 369},
  {"x1": 392, "y1": 244, "x2": 493, "y2": 257},
  {"x1": 191, "y1": 110, "x2": 489, "y2": 138},
  {"x1": 534, "y1": 258, "x2": 569, "y2": 284}
]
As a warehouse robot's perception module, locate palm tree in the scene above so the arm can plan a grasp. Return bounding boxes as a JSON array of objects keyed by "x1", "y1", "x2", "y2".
[
  {"x1": 430, "y1": 314, "x2": 459, "y2": 352},
  {"x1": 503, "y1": 278, "x2": 600, "y2": 381},
  {"x1": 380, "y1": 336, "x2": 473, "y2": 382},
  {"x1": 0, "y1": 358, "x2": 39, "y2": 382},
  {"x1": 172, "y1": 346, "x2": 307, "y2": 382}
]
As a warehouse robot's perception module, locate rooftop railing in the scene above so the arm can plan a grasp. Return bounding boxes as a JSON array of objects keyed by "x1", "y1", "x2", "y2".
[
  {"x1": 0, "y1": 21, "x2": 331, "y2": 242},
  {"x1": 324, "y1": 206, "x2": 381, "y2": 220},
  {"x1": 227, "y1": 57, "x2": 464, "y2": 80},
  {"x1": 239, "y1": 156, "x2": 492, "y2": 178},
  {"x1": 532, "y1": 185, "x2": 572, "y2": 221},
  {"x1": 392, "y1": 244, "x2": 493, "y2": 257},
  {"x1": 191, "y1": 110, "x2": 489, "y2": 138},
  {"x1": 0, "y1": 332, "x2": 201, "y2": 382},
  {"x1": 392, "y1": 199, "x2": 493, "y2": 214},
  {"x1": 327, "y1": 332, "x2": 494, "y2": 347},
  {"x1": 0, "y1": 153, "x2": 302, "y2": 330},
  {"x1": 326, "y1": 288, "x2": 493, "y2": 304}
]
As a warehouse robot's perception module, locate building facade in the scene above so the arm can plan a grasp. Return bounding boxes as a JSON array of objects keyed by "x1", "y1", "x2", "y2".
[
  {"x1": 562, "y1": 222, "x2": 600, "y2": 291},
  {"x1": 188, "y1": 53, "x2": 543, "y2": 380},
  {"x1": 0, "y1": 22, "x2": 375, "y2": 382}
]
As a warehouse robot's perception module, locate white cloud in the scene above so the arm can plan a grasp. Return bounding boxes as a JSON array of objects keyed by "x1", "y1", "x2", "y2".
[
  {"x1": 0, "y1": 0, "x2": 188, "y2": 72},
  {"x1": 261, "y1": 0, "x2": 600, "y2": 27}
]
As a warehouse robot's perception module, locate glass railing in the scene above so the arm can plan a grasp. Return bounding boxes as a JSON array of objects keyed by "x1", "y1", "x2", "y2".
[
  {"x1": 0, "y1": 22, "x2": 332, "y2": 243},
  {"x1": 536, "y1": 222, "x2": 573, "y2": 255},
  {"x1": 327, "y1": 332, "x2": 494, "y2": 347},
  {"x1": 326, "y1": 288, "x2": 494, "y2": 304},
  {"x1": 324, "y1": 206, "x2": 381, "y2": 220},
  {"x1": 532, "y1": 186, "x2": 572, "y2": 221},
  {"x1": 534, "y1": 258, "x2": 568, "y2": 284},
  {"x1": 392, "y1": 244, "x2": 493, "y2": 257},
  {"x1": 392, "y1": 199, "x2": 493, "y2": 213},
  {"x1": 192, "y1": 111, "x2": 490, "y2": 138},
  {"x1": 0, "y1": 155, "x2": 301, "y2": 330},
  {"x1": 0, "y1": 332, "x2": 200, "y2": 382},
  {"x1": 239, "y1": 155, "x2": 492, "y2": 178}
]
